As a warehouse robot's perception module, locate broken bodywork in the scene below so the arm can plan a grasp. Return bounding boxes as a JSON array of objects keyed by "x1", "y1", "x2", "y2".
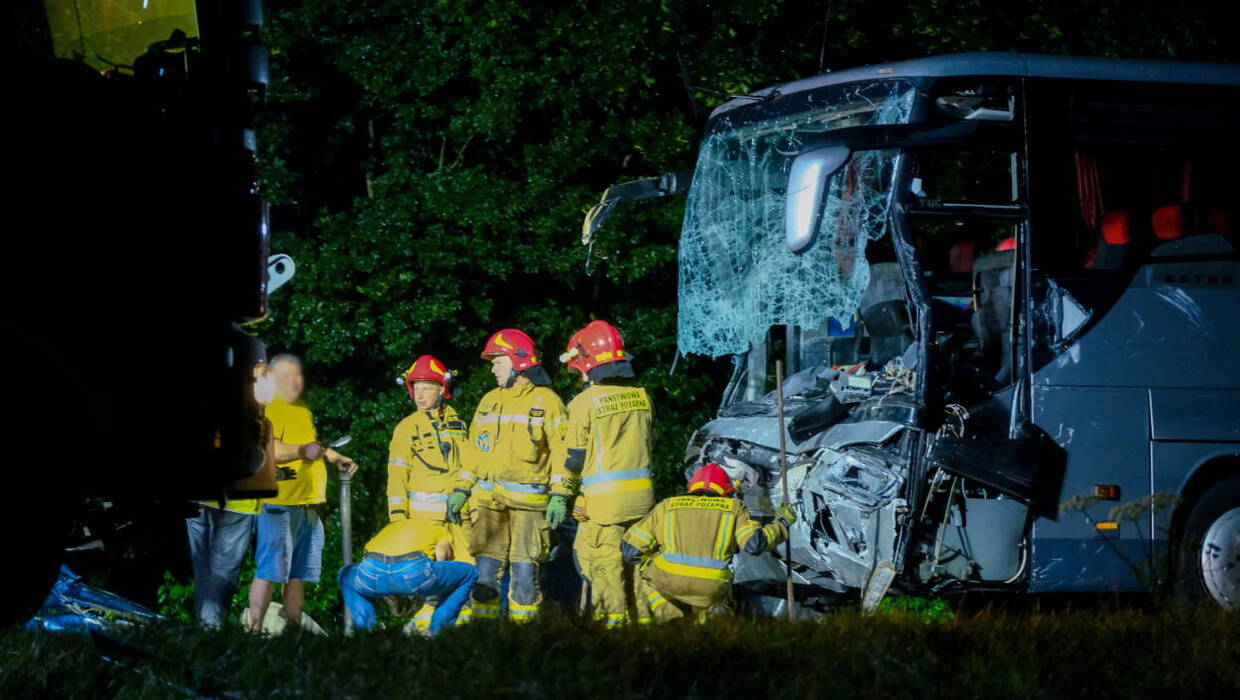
[{"x1": 686, "y1": 353, "x2": 1034, "y2": 607}]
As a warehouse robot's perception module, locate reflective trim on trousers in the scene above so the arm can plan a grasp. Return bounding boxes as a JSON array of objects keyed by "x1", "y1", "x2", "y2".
[
  {"x1": 596, "y1": 612, "x2": 626, "y2": 627},
  {"x1": 508, "y1": 601, "x2": 538, "y2": 623},
  {"x1": 653, "y1": 553, "x2": 733, "y2": 581},
  {"x1": 474, "y1": 479, "x2": 494, "y2": 491},
  {"x1": 471, "y1": 601, "x2": 501, "y2": 619},
  {"x1": 388, "y1": 459, "x2": 411, "y2": 468}
]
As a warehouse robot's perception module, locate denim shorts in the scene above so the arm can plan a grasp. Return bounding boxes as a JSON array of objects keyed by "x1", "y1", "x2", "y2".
[{"x1": 255, "y1": 504, "x2": 324, "y2": 583}]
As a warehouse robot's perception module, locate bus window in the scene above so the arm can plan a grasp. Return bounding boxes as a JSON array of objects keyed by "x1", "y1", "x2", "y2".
[
  {"x1": 1029, "y1": 81, "x2": 1240, "y2": 277},
  {"x1": 907, "y1": 146, "x2": 1022, "y2": 397},
  {"x1": 43, "y1": 0, "x2": 198, "y2": 71}
]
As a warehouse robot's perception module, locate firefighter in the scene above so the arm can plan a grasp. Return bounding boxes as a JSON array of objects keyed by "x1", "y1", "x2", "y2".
[
  {"x1": 338, "y1": 518, "x2": 477, "y2": 634},
  {"x1": 620, "y1": 462, "x2": 797, "y2": 622},
  {"x1": 387, "y1": 354, "x2": 473, "y2": 630},
  {"x1": 448, "y1": 329, "x2": 570, "y2": 621},
  {"x1": 559, "y1": 320, "x2": 655, "y2": 627}
]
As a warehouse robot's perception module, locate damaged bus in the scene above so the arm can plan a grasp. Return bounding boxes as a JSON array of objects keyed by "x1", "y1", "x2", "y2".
[{"x1": 583, "y1": 53, "x2": 1240, "y2": 611}]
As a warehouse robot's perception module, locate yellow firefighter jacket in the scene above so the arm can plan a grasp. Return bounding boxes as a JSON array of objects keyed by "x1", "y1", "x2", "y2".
[
  {"x1": 386, "y1": 405, "x2": 469, "y2": 522},
  {"x1": 565, "y1": 380, "x2": 655, "y2": 525},
  {"x1": 622, "y1": 495, "x2": 788, "y2": 608},
  {"x1": 457, "y1": 382, "x2": 570, "y2": 511}
]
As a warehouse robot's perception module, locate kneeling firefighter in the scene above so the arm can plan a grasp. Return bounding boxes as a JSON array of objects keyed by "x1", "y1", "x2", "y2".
[
  {"x1": 387, "y1": 354, "x2": 474, "y2": 630},
  {"x1": 559, "y1": 320, "x2": 655, "y2": 626},
  {"x1": 621, "y1": 462, "x2": 796, "y2": 622},
  {"x1": 450, "y1": 329, "x2": 570, "y2": 621}
]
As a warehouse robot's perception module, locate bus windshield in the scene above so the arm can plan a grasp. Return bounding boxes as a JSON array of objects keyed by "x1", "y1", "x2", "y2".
[{"x1": 677, "y1": 79, "x2": 918, "y2": 359}]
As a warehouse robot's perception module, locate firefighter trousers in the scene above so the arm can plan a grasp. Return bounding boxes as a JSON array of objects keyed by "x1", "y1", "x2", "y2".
[
  {"x1": 469, "y1": 503, "x2": 549, "y2": 620},
  {"x1": 574, "y1": 519, "x2": 650, "y2": 625},
  {"x1": 634, "y1": 570, "x2": 725, "y2": 624}
]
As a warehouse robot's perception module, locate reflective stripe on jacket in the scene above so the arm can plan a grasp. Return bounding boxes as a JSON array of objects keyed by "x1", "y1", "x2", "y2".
[
  {"x1": 622, "y1": 495, "x2": 787, "y2": 608},
  {"x1": 464, "y1": 383, "x2": 569, "y2": 511},
  {"x1": 387, "y1": 406, "x2": 468, "y2": 522},
  {"x1": 566, "y1": 381, "x2": 655, "y2": 524}
]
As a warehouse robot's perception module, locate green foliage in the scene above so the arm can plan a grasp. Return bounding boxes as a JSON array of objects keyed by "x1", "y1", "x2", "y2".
[
  {"x1": 249, "y1": 0, "x2": 1240, "y2": 627},
  {"x1": 4, "y1": 609, "x2": 1240, "y2": 698},
  {"x1": 155, "y1": 571, "x2": 194, "y2": 624},
  {"x1": 876, "y1": 595, "x2": 956, "y2": 621}
]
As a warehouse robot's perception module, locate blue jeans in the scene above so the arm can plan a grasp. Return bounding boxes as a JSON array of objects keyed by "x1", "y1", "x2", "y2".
[
  {"x1": 256, "y1": 504, "x2": 324, "y2": 583},
  {"x1": 185, "y1": 506, "x2": 255, "y2": 627},
  {"x1": 339, "y1": 556, "x2": 477, "y2": 634}
]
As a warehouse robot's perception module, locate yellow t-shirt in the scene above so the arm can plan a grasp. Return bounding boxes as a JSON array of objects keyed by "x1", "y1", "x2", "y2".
[
  {"x1": 364, "y1": 519, "x2": 451, "y2": 558},
  {"x1": 263, "y1": 396, "x2": 327, "y2": 506},
  {"x1": 195, "y1": 498, "x2": 261, "y2": 515}
]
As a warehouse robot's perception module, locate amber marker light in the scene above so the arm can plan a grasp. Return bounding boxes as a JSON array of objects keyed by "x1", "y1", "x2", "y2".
[{"x1": 1094, "y1": 484, "x2": 1121, "y2": 500}]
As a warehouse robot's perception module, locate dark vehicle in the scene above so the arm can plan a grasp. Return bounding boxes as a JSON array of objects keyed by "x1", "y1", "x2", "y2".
[
  {"x1": 3, "y1": 0, "x2": 275, "y2": 623},
  {"x1": 585, "y1": 53, "x2": 1240, "y2": 611}
]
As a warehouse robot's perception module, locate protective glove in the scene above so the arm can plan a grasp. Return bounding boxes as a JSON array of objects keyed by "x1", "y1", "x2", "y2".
[
  {"x1": 545, "y1": 494, "x2": 569, "y2": 527},
  {"x1": 776, "y1": 503, "x2": 797, "y2": 528},
  {"x1": 446, "y1": 489, "x2": 469, "y2": 525},
  {"x1": 298, "y1": 442, "x2": 326, "y2": 461}
]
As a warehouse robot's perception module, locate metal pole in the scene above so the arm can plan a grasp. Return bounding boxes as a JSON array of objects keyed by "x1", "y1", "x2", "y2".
[
  {"x1": 774, "y1": 360, "x2": 796, "y2": 622},
  {"x1": 340, "y1": 473, "x2": 354, "y2": 635}
]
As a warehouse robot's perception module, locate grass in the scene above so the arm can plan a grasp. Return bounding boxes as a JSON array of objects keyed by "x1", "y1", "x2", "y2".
[{"x1": 2, "y1": 607, "x2": 1237, "y2": 699}]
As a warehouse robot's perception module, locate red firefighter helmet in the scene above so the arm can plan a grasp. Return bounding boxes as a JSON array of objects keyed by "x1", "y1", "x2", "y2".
[
  {"x1": 480, "y1": 329, "x2": 540, "y2": 371},
  {"x1": 687, "y1": 462, "x2": 735, "y2": 497},
  {"x1": 404, "y1": 354, "x2": 452, "y2": 400},
  {"x1": 559, "y1": 320, "x2": 627, "y2": 375}
]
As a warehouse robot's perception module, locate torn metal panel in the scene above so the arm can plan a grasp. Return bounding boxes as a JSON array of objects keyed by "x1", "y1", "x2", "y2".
[
  {"x1": 817, "y1": 421, "x2": 907, "y2": 451},
  {"x1": 813, "y1": 446, "x2": 905, "y2": 511},
  {"x1": 26, "y1": 566, "x2": 164, "y2": 633}
]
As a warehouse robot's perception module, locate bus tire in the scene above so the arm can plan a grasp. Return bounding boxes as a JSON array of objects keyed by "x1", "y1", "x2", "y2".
[{"x1": 1176, "y1": 473, "x2": 1240, "y2": 609}]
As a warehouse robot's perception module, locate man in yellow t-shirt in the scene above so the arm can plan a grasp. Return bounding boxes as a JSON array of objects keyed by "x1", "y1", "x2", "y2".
[
  {"x1": 246, "y1": 354, "x2": 358, "y2": 632},
  {"x1": 338, "y1": 519, "x2": 477, "y2": 634}
]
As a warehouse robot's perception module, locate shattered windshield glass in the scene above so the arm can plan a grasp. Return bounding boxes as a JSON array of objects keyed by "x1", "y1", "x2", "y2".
[{"x1": 678, "y1": 79, "x2": 917, "y2": 358}]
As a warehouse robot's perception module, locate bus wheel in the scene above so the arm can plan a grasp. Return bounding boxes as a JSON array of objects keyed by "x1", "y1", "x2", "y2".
[{"x1": 1177, "y1": 473, "x2": 1240, "y2": 609}]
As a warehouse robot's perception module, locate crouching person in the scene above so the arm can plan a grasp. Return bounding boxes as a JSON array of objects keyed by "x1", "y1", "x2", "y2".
[
  {"x1": 620, "y1": 462, "x2": 796, "y2": 622},
  {"x1": 339, "y1": 519, "x2": 477, "y2": 634}
]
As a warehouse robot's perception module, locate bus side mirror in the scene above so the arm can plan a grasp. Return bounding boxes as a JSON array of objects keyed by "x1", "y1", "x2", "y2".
[{"x1": 785, "y1": 145, "x2": 851, "y2": 254}]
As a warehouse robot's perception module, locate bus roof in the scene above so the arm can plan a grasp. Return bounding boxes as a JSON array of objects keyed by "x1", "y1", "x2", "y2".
[{"x1": 713, "y1": 52, "x2": 1240, "y2": 118}]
